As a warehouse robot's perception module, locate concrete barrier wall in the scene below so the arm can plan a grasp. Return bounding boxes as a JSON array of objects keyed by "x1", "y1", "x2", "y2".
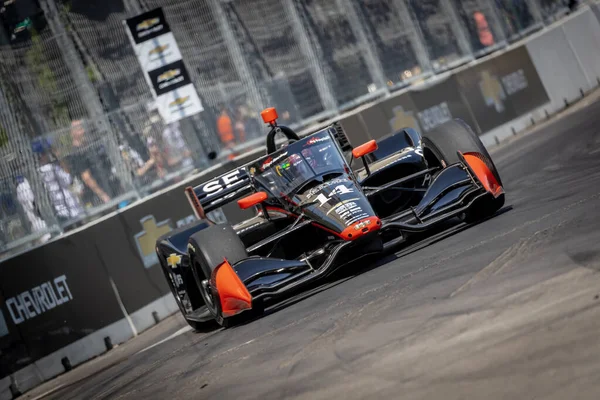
[
  {"x1": 526, "y1": 19, "x2": 590, "y2": 113},
  {"x1": 2, "y1": 5, "x2": 600, "y2": 398}
]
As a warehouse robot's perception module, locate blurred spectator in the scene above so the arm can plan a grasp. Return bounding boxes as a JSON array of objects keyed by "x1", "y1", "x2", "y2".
[
  {"x1": 234, "y1": 106, "x2": 246, "y2": 144},
  {"x1": 216, "y1": 103, "x2": 235, "y2": 149},
  {"x1": 15, "y1": 175, "x2": 51, "y2": 243},
  {"x1": 146, "y1": 137, "x2": 168, "y2": 179},
  {"x1": 240, "y1": 104, "x2": 262, "y2": 138},
  {"x1": 0, "y1": 178, "x2": 27, "y2": 246},
  {"x1": 162, "y1": 121, "x2": 193, "y2": 169},
  {"x1": 474, "y1": 11, "x2": 494, "y2": 48},
  {"x1": 120, "y1": 137, "x2": 173, "y2": 189},
  {"x1": 33, "y1": 137, "x2": 84, "y2": 223},
  {"x1": 120, "y1": 143, "x2": 149, "y2": 176},
  {"x1": 143, "y1": 106, "x2": 193, "y2": 170},
  {"x1": 67, "y1": 120, "x2": 122, "y2": 207}
]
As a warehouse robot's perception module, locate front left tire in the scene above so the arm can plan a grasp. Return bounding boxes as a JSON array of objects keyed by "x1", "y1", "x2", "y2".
[{"x1": 188, "y1": 224, "x2": 262, "y2": 327}]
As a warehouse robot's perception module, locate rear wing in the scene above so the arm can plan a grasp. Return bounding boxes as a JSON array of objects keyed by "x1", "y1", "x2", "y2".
[
  {"x1": 185, "y1": 167, "x2": 253, "y2": 219},
  {"x1": 184, "y1": 122, "x2": 353, "y2": 219}
]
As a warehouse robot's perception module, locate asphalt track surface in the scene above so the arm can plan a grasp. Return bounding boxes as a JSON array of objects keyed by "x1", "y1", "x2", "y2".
[{"x1": 27, "y1": 96, "x2": 600, "y2": 400}]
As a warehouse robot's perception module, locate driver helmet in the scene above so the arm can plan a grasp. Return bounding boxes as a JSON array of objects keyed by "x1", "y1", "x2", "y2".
[
  {"x1": 301, "y1": 141, "x2": 333, "y2": 169},
  {"x1": 283, "y1": 153, "x2": 311, "y2": 177}
]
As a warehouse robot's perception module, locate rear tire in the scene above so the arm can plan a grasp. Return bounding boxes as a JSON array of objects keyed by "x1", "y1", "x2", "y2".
[
  {"x1": 423, "y1": 119, "x2": 504, "y2": 220},
  {"x1": 188, "y1": 224, "x2": 260, "y2": 328}
]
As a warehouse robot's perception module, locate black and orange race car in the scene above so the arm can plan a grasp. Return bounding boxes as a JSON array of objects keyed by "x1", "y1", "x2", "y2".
[{"x1": 156, "y1": 107, "x2": 505, "y2": 328}]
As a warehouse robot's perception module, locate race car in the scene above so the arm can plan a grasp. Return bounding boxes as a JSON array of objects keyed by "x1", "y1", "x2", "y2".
[{"x1": 156, "y1": 107, "x2": 505, "y2": 328}]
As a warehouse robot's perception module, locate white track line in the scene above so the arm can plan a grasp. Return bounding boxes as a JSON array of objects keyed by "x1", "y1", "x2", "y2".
[{"x1": 137, "y1": 326, "x2": 192, "y2": 354}]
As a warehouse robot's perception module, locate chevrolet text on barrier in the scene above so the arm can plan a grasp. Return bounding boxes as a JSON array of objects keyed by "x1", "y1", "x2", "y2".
[
  {"x1": 156, "y1": 107, "x2": 506, "y2": 328},
  {"x1": 6, "y1": 275, "x2": 73, "y2": 325}
]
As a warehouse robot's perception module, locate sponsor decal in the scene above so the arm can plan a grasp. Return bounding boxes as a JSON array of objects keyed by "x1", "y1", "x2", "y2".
[
  {"x1": 328, "y1": 199, "x2": 360, "y2": 215},
  {"x1": 149, "y1": 44, "x2": 169, "y2": 56},
  {"x1": 5, "y1": 275, "x2": 73, "y2": 325},
  {"x1": 379, "y1": 150, "x2": 418, "y2": 169},
  {"x1": 261, "y1": 152, "x2": 288, "y2": 170},
  {"x1": 501, "y1": 69, "x2": 528, "y2": 96},
  {"x1": 177, "y1": 215, "x2": 196, "y2": 228},
  {"x1": 169, "y1": 96, "x2": 190, "y2": 109},
  {"x1": 314, "y1": 185, "x2": 355, "y2": 207},
  {"x1": 0, "y1": 309, "x2": 8, "y2": 338},
  {"x1": 236, "y1": 221, "x2": 264, "y2": 234},
  {"x1": 317, "y1": 144, "x2": 332, "y2": 153},
  {"x1": 354, "y1": 219, "x2": 372, "y2": 230},
  {"x1": 126, "y1": 8, "x2": 171, "y2": 44},
  {"x1": 125, "y1": 8, "x2": 202, "y2": 123},
  {"x1": 479, "y1": 69, "x2": 529, "y2": 113},
  {"x1": 417, "y1": 102, "x2": 452, "y2": 132},
  {"x1": 157, "y1": 69, "x2": 180, "y2": 83},
  {"x1": 331, "y1": 200, "x2": 370, "y2": 225},
  {"x1": 305, "y1": 178, "x2": 348, "y2": 199},
  {"x1": 389, "y1": 105, "x2": 421, "y2": 133},
  {"x1": 134, "y1": 32, "x2": 182, "y2": 73},
  {"x1": 172, "y1": 274, "x2": 184, "y2": 287},
  {"x1": 149, "y1": 61, "x2": 194, "y2": 97},
  {"x1": 305, "y1": 135, "x2": 331, "y2": 146},
  {"x1": 156, "y1": 84, "x2": 204, "y2": 123},
  {"x1": 134, "y1": 215, "x2": 173, "y2": 269},
  {"x1": 201, "y1": 169, "x2": 245, "y2": 196},
  {"x1": 479, "y1": 70, "x2": 506, "y2": 113},
  {"x1": 137, "y1": 18, "x2": 160, "y2": 32},
  {"x1": 166, "y1": 253, "x2": 182, "y2": 269}
]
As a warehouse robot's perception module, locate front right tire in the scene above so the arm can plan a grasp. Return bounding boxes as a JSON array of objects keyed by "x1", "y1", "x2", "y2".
[{"x1": 423, "y1": 119, "x2": 505, "y2": 221}]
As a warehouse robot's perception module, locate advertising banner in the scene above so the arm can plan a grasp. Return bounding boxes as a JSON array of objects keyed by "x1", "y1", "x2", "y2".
[
  {"x1": 408, "y1": 76, "x2": 479, "y2": 134},
  {"x1": 125, "y1": 8, "x2": 203, "y2": 124},
  {"x1": 359, "y1": 75, "x2": 479, "y2": 140},
  {"x1": 455, "y1": 45, "x2": 550, "y2": 133},
  {"x1": 0, "y1": 239, "x2": 124, "y2": 378}
]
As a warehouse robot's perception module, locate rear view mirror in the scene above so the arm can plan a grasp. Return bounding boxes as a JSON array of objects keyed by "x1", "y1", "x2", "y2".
[
  {"x1": 352, "y1": 140, "x2": 378, "y2": 159},
  {"x1": 237, "y1": 191, "x2": 268, "y2": 210}
]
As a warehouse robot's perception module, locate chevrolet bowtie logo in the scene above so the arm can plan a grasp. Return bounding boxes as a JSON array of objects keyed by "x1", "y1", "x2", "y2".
[
  {"x1": 149, "y1": 44, "x2": 169, "y2": 55},
  {"x1": 134, "y1": 215, "x2": 173, "y2": 269},
  {"x1": 158, "y1": 69, "x2": 180, "y2": 83},
  {"x1": 479, "y1": 70, "x2": 506, "y2": 113},
  {"x1": 166, "y1": 253, "x2": 182, "y2": 268},
  {"x1": 137, "y1": 18, "x2": 160, "y2": 31},
  {"x1": 389, "y1": 105, "x2": 420, "y2": 133},
  {"x1": 169, "y1": 96, "x2": 189, "y2": 108}
]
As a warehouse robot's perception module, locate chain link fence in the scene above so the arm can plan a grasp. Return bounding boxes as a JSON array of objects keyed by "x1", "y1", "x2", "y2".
[{"x1": 0, "y1": 0, "x2": 577, "y2": 259}]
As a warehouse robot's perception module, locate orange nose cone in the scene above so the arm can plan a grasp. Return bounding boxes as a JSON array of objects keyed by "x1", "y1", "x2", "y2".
[
  {"x1": 261, "y1": 107, "x2": 278, "y2": 125},
  {"x1": 340, "y1": 216, "x2": 382, "y2": 241}
]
